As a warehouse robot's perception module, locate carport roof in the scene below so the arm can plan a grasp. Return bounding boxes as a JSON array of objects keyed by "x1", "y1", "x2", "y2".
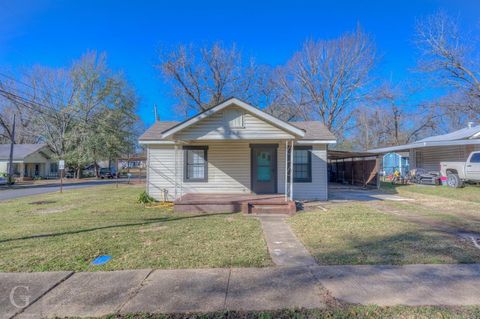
[
  {"x1": 368, "y1": 139, "x2": 480, "y2": 154},
  {"x1": 368, "y1": 125, "x2": 480, "y2": 154},
  {"x1": 328, "y1": 150, "x2": 379, "y2": 160}
]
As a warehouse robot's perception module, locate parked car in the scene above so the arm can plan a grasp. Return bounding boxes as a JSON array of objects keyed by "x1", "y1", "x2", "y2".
[
  {"x1": 98, "y1": 168, "x2": 114, "y2": 179},
  {"x1": 0, "y1": 176, "x2": 8, "y2": 185},
  {"x1": 440, "y1": 151, "x2": 480, "y2": 188}
]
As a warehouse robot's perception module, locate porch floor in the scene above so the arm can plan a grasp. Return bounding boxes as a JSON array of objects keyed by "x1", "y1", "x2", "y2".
[{"x1": 174, "y1": 193, "x2": 296, "y2": 215}]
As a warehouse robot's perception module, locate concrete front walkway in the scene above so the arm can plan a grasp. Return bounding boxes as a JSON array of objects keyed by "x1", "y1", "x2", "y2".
[
  {"x1": 3, "y1": 264, "x2": 480, "y2": 318},
  {"x1": 257, "y1": 215, "x2": 316, "y2": 267}
]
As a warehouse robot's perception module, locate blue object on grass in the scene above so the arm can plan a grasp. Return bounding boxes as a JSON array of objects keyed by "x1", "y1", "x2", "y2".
[{"x1": 91, "y1": 255, "x2": 112, "y2": 265}]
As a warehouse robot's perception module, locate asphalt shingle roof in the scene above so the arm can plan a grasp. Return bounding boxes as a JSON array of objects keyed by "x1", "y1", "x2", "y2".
[
  {"x1": 139, "y1": 120, "x2": 335, "y2": 141},
  {"x1": 0, "y1": 144, "x2": 48, "y2": 160}
]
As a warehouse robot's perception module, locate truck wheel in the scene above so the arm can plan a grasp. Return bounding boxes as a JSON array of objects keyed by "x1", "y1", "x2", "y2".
[{"x1": 447, "y1": 173, "x2": 464, "y2": 188}]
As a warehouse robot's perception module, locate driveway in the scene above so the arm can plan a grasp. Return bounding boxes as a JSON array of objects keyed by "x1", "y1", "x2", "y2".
[{"x1": 0, "y1": 179, "x2": 131, "y2": 201}]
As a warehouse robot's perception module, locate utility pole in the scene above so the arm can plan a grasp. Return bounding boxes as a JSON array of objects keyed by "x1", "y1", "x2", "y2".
[
  {"x1": 154, "y1": 104, "x2": 160, "y2": 122},
  {"x1": 7, "y1": 114, "x2": 16, "y2": 185}
]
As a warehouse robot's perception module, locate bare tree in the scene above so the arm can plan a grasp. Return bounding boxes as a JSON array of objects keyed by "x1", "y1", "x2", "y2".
[
  {"x1": 353, "y1": 82, "x2": 440, "y2": 150},
  {"x1": 274, "y1": 27, "x2": 377, "y2": 137},
  {"x1": 415, "y1": 11, "x2": 480, "y2": 115},
  {"x1": 0, "y1": 80, "x2": 41, "y2": 144},
  {"x1": 157, "y1": 42, "x2": 260, "y2": 114}
]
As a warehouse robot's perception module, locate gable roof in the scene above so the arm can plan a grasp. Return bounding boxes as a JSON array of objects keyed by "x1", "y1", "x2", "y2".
[
  {"x1": 139, "y1": 121, "x2": 179, "y2": 141},
  {"x1": 290, "y1": 121, "x2": 336, "y2": 141},
  {"x1": 0, "y1": 144, "x2": 49, "y2": 161},
  {"x1": 139, "y1": 98, "x2": 337, "y2": 143},
  {"x1": 160, "y1": 98, "x2": 306, "y2": 139}
]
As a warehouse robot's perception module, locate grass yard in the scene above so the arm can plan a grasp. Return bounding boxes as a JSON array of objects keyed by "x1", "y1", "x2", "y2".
[
  {"x1": 288, "y1": 188, "x2": 480, "y2": 265},
  {"x1": 114, "y1": 305, "x2": 480, "y2": 319},
  {"x1": 381, "y1": 182, "x2": 480, "y2": 203},
  {"x1": 0, "y1": 185, "x2": 271, "y2": 272}
]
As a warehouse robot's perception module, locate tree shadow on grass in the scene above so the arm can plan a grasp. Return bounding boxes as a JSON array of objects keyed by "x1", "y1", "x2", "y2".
[
  {"x1": 312, "y1": 229, "x2": 480, "y2": 265},
  {"x1": 0, "y1": 212, "x2": 237, "y2": 244}
]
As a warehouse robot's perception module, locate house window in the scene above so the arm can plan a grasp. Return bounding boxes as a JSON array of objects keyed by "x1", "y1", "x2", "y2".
[
  {"x1": 183, "y1": 146, "x2": 208, "y2": 182},
  {"x1": 288, "y1": 146, "x2": 312, "y2": 183},
  {"x1": 223, "y1": 109, "x2": 244, "y2": 128},
  {"x1": 50, "y1": 163, "x2": 58, "y2": 174}
]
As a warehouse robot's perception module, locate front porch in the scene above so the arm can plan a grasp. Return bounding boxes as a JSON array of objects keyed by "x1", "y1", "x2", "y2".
[{"x1": 174, "y1": 193, "x2": 297, "y2": 215}]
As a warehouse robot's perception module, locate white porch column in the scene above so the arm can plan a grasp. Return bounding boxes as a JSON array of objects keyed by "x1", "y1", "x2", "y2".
[
  {"x1": 289, "y1": 140, "x2": 294, "y2": 201},
  {"x1": 174, "y1": 144, "x2": 178, "y2": 200}
]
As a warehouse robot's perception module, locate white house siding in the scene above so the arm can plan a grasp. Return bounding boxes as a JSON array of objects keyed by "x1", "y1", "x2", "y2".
[
  {"x1": 174, "y1": 106, "x2": 295, "y2": 140},
  {"x1": 291, "y1": 144, "x2": 328, "y2": 201},
  {"x1": 147, "y1": 142, "x2": 252, "y2": 201},
  {"x1": 412, "y1": 146, "x2": 471, "y2": 171},
  {"x1": 147, "y1": 142, "x2": 328, "y2": 201},
  {"x1": 147, "y1": 145, "x2": 178, "y2": 201},
  {"x1": 180, "y1": 141, "x2": 251, "y2": 195}
]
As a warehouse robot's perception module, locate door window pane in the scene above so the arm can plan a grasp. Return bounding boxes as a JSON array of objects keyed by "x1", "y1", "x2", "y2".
[{"x1": 257, "y1": 151, "x2": 271, "y2": 181}]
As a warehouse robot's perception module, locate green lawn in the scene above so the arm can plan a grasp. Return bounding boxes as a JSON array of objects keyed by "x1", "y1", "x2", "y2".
[
  {"x1": 288, "y1": 200, "x2": 480, "y2": 265},
  {"x1": 115, "y1": 305, "x2": 480, "y2": 319},
  {"x1": 0, "y1": 185, "x2": 271, "y2": 272},
  {"x1": 381, "y1": 182, "x2": 480, "y2": 203}
]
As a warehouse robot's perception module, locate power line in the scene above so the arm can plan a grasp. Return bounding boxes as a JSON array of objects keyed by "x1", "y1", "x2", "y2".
[{"x1": 0, "y1": 68, "x2": 75, "y2": 103}]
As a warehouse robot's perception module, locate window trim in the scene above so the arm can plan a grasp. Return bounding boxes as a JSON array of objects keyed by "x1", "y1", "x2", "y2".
[
  {"x1": 223, "y1": 109, "x2": 245, "y2": 129},
  {"x1": 183, "y1": 146, "x2": 208, "y2": 182},
  {"x1": 289, "y1": 146, "x2": 312, "y2": 183}
]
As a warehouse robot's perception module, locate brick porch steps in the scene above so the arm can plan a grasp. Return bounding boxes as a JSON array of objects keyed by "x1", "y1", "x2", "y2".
[{"x1": 173, "y1": 193, "x2": 296, "y2": 215}]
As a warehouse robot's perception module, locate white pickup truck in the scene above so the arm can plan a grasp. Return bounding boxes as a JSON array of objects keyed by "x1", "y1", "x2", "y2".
[{"x1": 440, "y1": 151, "x2": 480, "y2": 188}]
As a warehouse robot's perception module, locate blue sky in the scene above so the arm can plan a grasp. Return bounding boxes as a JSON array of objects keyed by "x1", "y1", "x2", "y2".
[{"x1": 1, "y1": 0, "x2": 479, "y2": 126}]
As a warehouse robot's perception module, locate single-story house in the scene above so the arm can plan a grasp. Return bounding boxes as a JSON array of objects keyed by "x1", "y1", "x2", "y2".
[
  {"x1": 0, "y1": 144, "x2": 58, "y2": 179},
  {"x1": 369, "y1": 124, "x2": 480, "y2": 172},
  {"x1": 139, "y1": 98, "x2": 336, "y2": 213}
]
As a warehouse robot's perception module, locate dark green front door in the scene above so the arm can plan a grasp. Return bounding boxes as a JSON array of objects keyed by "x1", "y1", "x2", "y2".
[{"x1": 251, "y1": 144, "x2": 277, "y2": 194}]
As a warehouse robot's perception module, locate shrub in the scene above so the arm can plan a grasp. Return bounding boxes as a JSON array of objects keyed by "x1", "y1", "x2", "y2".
[{"x1": 137, "y1": 190, "x2": 155, "y2": 204}]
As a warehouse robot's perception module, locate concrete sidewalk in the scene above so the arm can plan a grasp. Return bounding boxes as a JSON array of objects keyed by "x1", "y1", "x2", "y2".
[
  {"x1": 2, "y1": 267, "x2": 326, "y2": 318},
  {"x1": 3, "y1": 264, "x2": 480, "y2": 318}
]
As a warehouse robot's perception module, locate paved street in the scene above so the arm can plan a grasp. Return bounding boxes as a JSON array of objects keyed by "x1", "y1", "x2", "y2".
[
  {"x1": 3, "y1": 264, "x2": 480, "y2": 318},
  {"x1": 0, "y1": 179, "x2": 131, "y2": 201}
]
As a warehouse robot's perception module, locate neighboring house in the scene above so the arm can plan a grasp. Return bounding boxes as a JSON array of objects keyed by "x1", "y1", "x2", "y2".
[
  {"x1": 382, "y1": 152, "x2": 409, "y2": 176},
  {"x1": 119, "y1": 154, "x2": 146, "y2": 170},
  {"x1": 0, "y1": 144, "x2": 58, "y2": 179},
  {"x1": 370, "y1": 123, "x2": 480, "y2": 172},
  {"x1": 139, "y1": 98, "x2": 336, "y2": 212}
]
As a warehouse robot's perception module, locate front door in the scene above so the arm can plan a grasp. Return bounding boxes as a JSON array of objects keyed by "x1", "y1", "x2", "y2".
[{"x1": 251, "y1": 144, "x2": 277, "y2": 194}]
